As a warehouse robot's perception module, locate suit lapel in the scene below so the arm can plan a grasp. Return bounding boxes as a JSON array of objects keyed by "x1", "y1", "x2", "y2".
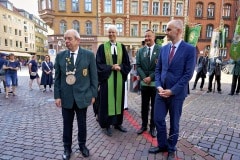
[{"x1": 150, "y1": 45, "x2": 159, "y2": 63}]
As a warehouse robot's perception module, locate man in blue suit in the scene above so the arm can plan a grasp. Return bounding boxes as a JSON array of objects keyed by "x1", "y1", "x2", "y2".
[
  {"x1": 54, "y1": 29, "x2": 98, "y2": 159},
  {"x1": 149, "y1": 20, "x2": 196, "y2": 160}
]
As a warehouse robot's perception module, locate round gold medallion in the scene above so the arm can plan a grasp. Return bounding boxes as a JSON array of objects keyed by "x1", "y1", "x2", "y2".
[{"x1": 66, "y1": 74, "x2": 76, "y2": 85}]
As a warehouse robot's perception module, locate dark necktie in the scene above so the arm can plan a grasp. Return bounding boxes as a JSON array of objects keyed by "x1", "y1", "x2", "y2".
[
  {"x1": 147, "y1": 47, "x2": 151, "y2": 62},
  {"x1": 169, "y1": 46, "x2": 176, "y2": 64},
  {"x1": 69, "y1": 52, "x2": 75, "y2": 70}
]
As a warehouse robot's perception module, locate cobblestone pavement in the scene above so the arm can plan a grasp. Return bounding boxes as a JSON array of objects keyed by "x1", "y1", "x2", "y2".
[{"x1": 0, "y1": 67, "x2": 239, "y2": 160}]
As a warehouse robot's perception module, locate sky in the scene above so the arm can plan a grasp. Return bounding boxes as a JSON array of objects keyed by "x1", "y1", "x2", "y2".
[{"x1": 10, "y1": 0, "x2": 39, "y2": 17}]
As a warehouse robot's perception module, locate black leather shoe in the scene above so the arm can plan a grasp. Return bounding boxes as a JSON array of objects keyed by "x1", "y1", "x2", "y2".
[
  {"x1": 137, "y1": 127, "x2": 147, "y2": 134},
  {"x1": 228, "y1": 93, "x2": 234, "y2": 96},
  {"x1": 79, "y1": 145, "x2": 89, "y2": 157},
  {"x1": 150, "y1": 128, "x2": 157, "y2": 137},
  {"x1": 148, "y1": 147, "x2": 167, "y2": 154},
  {"x1": 104, "y1": 127, "x2": 112, "y2": 137},
  {"x1": 167, "y1": 152, "x2": 175, "y2": 160},
  {"x1": 114, "y1": 125, "x2": 127, "y2": 132},
  {"x1": 62, "y1": 149, "x2": 71, "y2": 160},
  {"x1": 207, "y1": 90, "x2": 211, "y2": 93},
  {"x1": 191, "y1": 87, "x2": 195, "y2": 90}
]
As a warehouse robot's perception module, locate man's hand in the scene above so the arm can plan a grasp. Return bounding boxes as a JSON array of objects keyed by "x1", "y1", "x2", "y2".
[
  {"x1": 158, "y1": 88, "x2": 173, "y2": 98},
  {"x1": 143, "y1": 77, "x2": 151, "y2": 85},
  {"x1": 55, "y1": 99, "x2": 62, "y2": 108}
]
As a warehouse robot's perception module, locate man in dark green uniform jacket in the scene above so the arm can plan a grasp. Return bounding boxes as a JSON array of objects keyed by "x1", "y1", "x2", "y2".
[
  {"x1": 54, "y1": 29, "x2": 98, "y2": 159},
  {"x1": 136, "y1": 29, "x2": 160, "y2": 137}
]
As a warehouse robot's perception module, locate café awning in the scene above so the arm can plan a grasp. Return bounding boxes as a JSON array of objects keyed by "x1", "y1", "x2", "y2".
[{"x1": 0, "y1": 51, "x2": 32, "y2": 57}]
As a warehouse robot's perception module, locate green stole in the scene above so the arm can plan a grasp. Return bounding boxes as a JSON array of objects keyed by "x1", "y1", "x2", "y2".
[{"x1": 104, "y1": 41, "x2": 123, "y2": 116}]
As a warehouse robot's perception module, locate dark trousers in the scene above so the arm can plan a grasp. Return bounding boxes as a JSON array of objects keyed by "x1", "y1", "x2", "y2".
[
  {"x1": 141, "y1": 86, "x2": 156, "y2": 129},
  {"x1": 230, "y1": 75, "x2": 240, "y2": 94},
  {"x1": 208, "y1": 72, "x2": 221, "y2": 91},
  {"x1": 154, "y1": 95, "x2": 184, "y2": 153},
  {"x1": 62, "y1": 101, "x2": 87, "y2": 151},
  {"x1": 193, "y1": 71, "x2": 205, "y2": 89}
]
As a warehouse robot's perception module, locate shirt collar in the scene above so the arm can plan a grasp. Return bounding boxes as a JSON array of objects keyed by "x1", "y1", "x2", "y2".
[{"x1": 71, "y1": 47, "x2": 79, "y2": 54}]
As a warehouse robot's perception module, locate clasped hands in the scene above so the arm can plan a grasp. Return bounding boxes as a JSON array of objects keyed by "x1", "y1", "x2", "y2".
[
  {"x1": 157, "y1": 87, "x2": 173, "y2": 98},
  {"x1": 112, "y1": 64, "x2": 121, "y2": 71}
]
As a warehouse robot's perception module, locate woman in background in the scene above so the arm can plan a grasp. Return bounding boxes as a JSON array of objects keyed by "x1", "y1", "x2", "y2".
[{"x1": 40, "y1": 55, "x2": 54, "y2": 92}]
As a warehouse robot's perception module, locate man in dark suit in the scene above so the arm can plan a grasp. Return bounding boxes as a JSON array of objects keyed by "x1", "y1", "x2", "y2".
[
  {"x1": 54, "y1": 29, "x2": 98, "y2": 159},
  {"x1": 149, "y1": 20, "x2": 196, "y2": 160},
  {"x1": 207, "y1": 56, "x2": 222, "y2": 93},
  {"x1": 136, "y1": 29, "x2": 160, "y2": 137}
]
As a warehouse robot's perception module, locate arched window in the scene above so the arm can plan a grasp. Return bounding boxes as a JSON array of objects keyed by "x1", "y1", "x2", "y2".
[
  {"x1": 60, "y1": 20, "x2": 67, "y2": 34},
  {"x1": 224, "y1": 25, "x2": 229, "y2": 38},
  {"x1": 206, "y1": 24, "x2": 213, "y2": 38},
  {"x1": 195, "y1": 2, "x2": 203, "y2": 17},
  {"x1": 85, "y1": 21, "x2": 92, "y2": 35},
  {"x1": 222, "y1": 4, "x2": 231, "y2": 18},
  {"x1": 72, "y1": 20, "x2": 80, "y2": 33},
  {"x1": 207, "y1": 3, "x2": 215, "y2": 18}
]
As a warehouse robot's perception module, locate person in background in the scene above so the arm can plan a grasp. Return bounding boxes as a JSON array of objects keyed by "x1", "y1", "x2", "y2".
[
  {"x1": 149, "y1": 19, "x2": 196, "y2": 160},
  {"x1": 192, "y1": 50, "x2": 208, "y2": 91},
  {"x1": 207, "y1": 56, "x2": 222, "y2": 94},
  {"x1": 0, "y1": 53, "x2": 7, "y2": 93},
  {"x1": 136, "y1": 29, "x2": 160, "y2": 137},
  {"x1": 96, "y1": 25, "x2": 131, "y2": 137},
  {"x1": 54, "y1": 29, "x2": 98, "y2": 159},
  {"x1": 28, "y1": 55, "x2": 41, "y2": 91},
  {"x1": 40, "y1": 55, "x2": 54, "y2": 92},
  {"x1": 2, "y1": 53, "x2": 20, "y2": 98},
  {"x1": 228, "y1": 59, "x2": 240, "y2": 95}
]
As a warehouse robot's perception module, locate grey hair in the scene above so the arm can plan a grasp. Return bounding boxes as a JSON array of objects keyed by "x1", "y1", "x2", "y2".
[
  {"x1": 168, "y1": 19, "x2": 183, "y2": 30},
  {"x1": 64, "y1": 29, "x2": 81, "y2": 39},
  {"x1": 107, "y1": 25, "x2": 118, "y2": 32}
]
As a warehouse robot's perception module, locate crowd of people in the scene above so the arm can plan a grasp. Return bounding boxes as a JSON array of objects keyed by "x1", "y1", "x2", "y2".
[
  {"x1": 0, "y1": 54, "x2": 54, "y2": 99},
  {"x1": 1, "y1": 18, "x2": 240, "y2": 160}
]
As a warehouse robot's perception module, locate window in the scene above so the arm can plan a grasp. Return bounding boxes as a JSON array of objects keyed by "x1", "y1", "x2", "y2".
[
  {"x1": 206, "y1": 24, "x2": 213, "y2": 38},
  {"x1": 163, "y1": 2, "x2": 170, "y2": 16},
  {"x1": 47, "y1": 0, "x2": 52, "y2": 9},
  {"x1": 131, "y1": 1, "x2": 138, "y2": 14},
  {"x1": 72, "y1": 0, "x2": 79, "y2": 12},
  {"x1": 60, "y1": 20, "x2": 67, "y2": 34},
  {"x1": 162, "y1": 25, "x2": 167, "y2": 33},
  {"x1": 131, "y1": 24, "x2": 138, "y2": 36},
  {"x1": 25, "y1": 37, "x2": 28, "y2": 43},
  {"x1": 224, "y1": 25, "x2": 229, "y2": 38},
  {"x1": 142, "y1": 2, "x2": 149, "y2": 15},
  {"x1": 41, "y1": 0, "x2": 46, "y2": 10},
  {"x1": 104, "y1": 23, "x2": 111, "y2": 35},
  {"x1": 16, "y1": 41, "x2": 18, "y2": 47},
  {"x1": 72, "y1": 20, "x2": 79, "y2": 33},
  {"x1": 116, "y1": 0, "x2": 123, "y2": 13},
  {"x1": 19, "y1": 30, "x2": 22, "y2": 36},
  {"x1": 207, "y1": 3, "x2": 215, "y2": 18},
  {"x1": 116, "y1": 23, "x2": 123, "y2": 36},
  {"x1": 5, "y1": 39, "x2": 8, "y2": 46},
  {"x1": 141, "y1": 24, "x2": 148, "y2": 36},
  {"x1": 152, "y1": 24, "x2": 158, "y2": 33},
  {"x1": 195, "y1": 3, "x2": 203, "y2": 17},
  {"x1": 153, "y1": 2, "x2": 159, "y2": 15},
  {"x1": 9, "y1": 27, "x2": 12, "y2": 34},
  {"x1": 4, "y1": 26, "x2": 7, "y2": 33},
  {"x1": 59, "y1": 0, "x2": 66, "y2": 11},
  {"x1": 85, "y1": 0, "x2": 92, "y2": 12},
  {"x1": 20, "y1": 41, "x2": 22, "y2": 48},
  {"x1": 176, "y1": 3, "x2": 183, "y2": 16},
  {"x1": 85, "y1": 21, "x2": 92, "y2": 35},
  {"x1": 222, "y1": 4, "x2": 231, "y2": 18},
  {"x1": 104, "y1": 0, "x2": 112, "y2": 13}
]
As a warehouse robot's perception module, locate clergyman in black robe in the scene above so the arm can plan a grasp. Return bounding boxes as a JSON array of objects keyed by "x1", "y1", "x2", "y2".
[{"x1": 96, "y1": 25, "x2": 131, "y2": 136}]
